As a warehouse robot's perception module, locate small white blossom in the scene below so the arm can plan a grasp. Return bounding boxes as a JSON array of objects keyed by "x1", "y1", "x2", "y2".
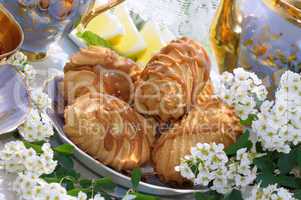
[
  {"x1": 77, "y1": 192, "x2": 88, "y2": 200},
  {"x1": 5, "y1": 52, "x2": 37, "y2": 86},
  {"x1": 18, "y1": 109, "x2": 54, "y2": 142},
  {"x1": 122, "y1": 194, "x2": 136, "y2": 200},
  {"x1": 176, "y1": 143, "x2": 257, "y2": 194},
  {"x1": 12, "y1": 172, "x2": 107, "y2": 200},
  {"x1": 175, "y1": 162, "x2": 195, "y2": 180},
  {"x1": 30, "y1": 88, "x2": 52, "y2": 111},
  {"x1": 6, "y1": 52, "x2": 27, "y2": 68},
  {"x1": 0, "y1": 141, "x2": 57, "y2": 176},
  {"x1": 92, "y1": 194, "x2": 105, "y2": 200},
  {"x1": 252, "y1": 71, "x2": 301, "y2": 153},
  {"x1": 245, "y1": 184, "x2": 296, "y2": 200},
  {"x1": 215, "y1": 68, "x2": 267, "y2": 120}
]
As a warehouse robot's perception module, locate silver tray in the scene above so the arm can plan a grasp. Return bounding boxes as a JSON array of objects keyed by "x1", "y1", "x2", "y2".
[{"x1": 46, "y1": 76, "x2": 204, "y2": 197}]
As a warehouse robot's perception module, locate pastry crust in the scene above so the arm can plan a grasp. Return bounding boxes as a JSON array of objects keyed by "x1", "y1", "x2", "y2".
[
  {"x1": 152, "y1": 98, "x2": 243, "y2": 185},
  {"x1": 62, "y1": 46, "x2": 141, "y2": 104},
  {"x1": 64, "y1": 93, "x2": 156, "y2": 171},
  {"x1": 134, "y1": 37, "x2": 211, "y2": 122}
]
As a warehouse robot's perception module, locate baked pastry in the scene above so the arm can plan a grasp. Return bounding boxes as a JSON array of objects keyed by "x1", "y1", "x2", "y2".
[
  {"x1": 64, "y1": 93, "x2": 156, "y2": 171},
  {"x1": 134, "y1": 37, "x2": 211, "y2": 122},
  {"x1": 62, "y1": 46, "x2": 141, "y2": 104},
  {"x1": 152, "y1": 98, "x2": 243, "y2": 185}
]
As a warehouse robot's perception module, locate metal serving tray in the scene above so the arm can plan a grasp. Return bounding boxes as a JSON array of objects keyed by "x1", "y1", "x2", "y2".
[{"x1": 46, "y1": 76, "x2": 203, "y2": 197}]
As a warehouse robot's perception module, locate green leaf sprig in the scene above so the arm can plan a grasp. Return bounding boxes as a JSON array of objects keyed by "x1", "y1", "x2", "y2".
[{"x1": 77, "y1": 31, "x2": 112, "y2": 49}]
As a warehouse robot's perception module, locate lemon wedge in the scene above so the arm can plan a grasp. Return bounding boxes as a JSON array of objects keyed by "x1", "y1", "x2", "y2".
[
  {"x1": 137, "y1": 22, "x2": 175, "y2": 67},
  {"x1": 85, "y1": 1, "x2": 124, "y2": 44},
  {"x1": 112, "y1": 3, "x2": 146, "y2": 58}
]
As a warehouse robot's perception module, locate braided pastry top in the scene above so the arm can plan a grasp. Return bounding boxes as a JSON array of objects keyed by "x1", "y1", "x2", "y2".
[
  {"x1": 134, "y1": 37, "x2": 211, "y2": 122},
  {"x1": 152, "y1": 97, "x2": 243, "y2": 184},
  {"x1": 64, "y1": 93, "x2": 156, "y2": 171}
]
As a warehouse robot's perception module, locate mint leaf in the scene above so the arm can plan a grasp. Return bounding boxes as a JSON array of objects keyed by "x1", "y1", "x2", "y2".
[
  {"x1": 54, "y1": 144, "x2": 74, "y2": 155},
  {"x1": 131, "y1": 168, "x2": 142, "y2": 190},
  {"x1": 225, "y1": 130, "x2": 252, "y2": 156},
  {"x1": 77, "y1": 31, "x2": 112, "y2": 49}
]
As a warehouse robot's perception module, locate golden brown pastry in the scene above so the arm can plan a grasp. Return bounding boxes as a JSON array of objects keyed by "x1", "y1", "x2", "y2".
[
  {"x1": 197, "y1": 80, "x2": 214, "y2": 104},
  {"x1": 152, "y1": 98, "x2": 243, "y2": 185},
  {"x1": 134, "y1": 37, "x2": 211, "y2": 122},
  {"x1": 64, "y1": 93, "x2": 156, "y2": 171},
  {"x1": 62, "y1": 46, "x2": 141, "y2": 104}
]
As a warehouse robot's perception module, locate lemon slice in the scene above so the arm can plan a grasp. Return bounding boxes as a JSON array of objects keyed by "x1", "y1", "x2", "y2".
[
  {"x1": 85, "y1": 1, "x2": 124, "y2": 44},
  {"x1": 137, "y1": 22, "x2": 175, "y2": 67},
  {"x1": 112, "y1": 3, "x2": 146, "y2": 58}
]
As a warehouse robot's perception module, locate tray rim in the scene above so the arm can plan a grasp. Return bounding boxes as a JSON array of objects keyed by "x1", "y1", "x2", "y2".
[{"x1": 46, "y1": 76, "x2": 206, "y2": 196}]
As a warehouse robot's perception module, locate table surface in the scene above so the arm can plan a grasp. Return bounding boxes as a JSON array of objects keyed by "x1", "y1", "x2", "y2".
[{"x1": 0, "y1": 36, "x2": 218, "y2": 200}]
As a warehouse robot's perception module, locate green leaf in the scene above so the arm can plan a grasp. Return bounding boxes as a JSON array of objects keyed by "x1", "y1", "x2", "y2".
[
  {"x1": 294, "y1": 190, "x2": 301, "y2": 200},
  {"x1": 93, "y1": 177, "x2": 116, "y2": 192},
  {"x1": 276, "y1": 175, "x2": 301, "y2": 189},
  {"x1": 54, "y1": 165, "x2": 80, "y2": 180},
  {"x1": 296, "y1": 148, "x2": 301, "y2": 168},
  {"x1": 55, "y1": 153, "x2": 74, "y2": 169},
  {"x1": 77, "y1": 31, "x2": 112, "y2": 49},
  {"x1": 54, "y1": 144, "x2": 74, "y2": 155},
  {"x1": 256, "y1": 172, "x2": 301, "y2": 189},
  {"x1": 22, "y1": 141, "x2": 43, "y2": 154},
  {"x1": 131, "y1": 168, "x2": 142, "y2": 190},
  {"x1": 256, "y1": 172, "x2": 277, "y2": 187},
  {"x1": 254, "y1": 154, "x2": 275, "y2": 173},
  {"x1": 195, "y1": 192, "x2": 222, "y2": 200},
  {"x1": 277, "y1": 151, "x2": 296, "y2": 174},
  {"x1": 224, "y1": 190, "x2": 243, "y2": 200},
  {"x1": 240, "y1": 114, "x2": 257, "y2": 126},
  {"x1": 42, "y1": 177, "x2": 60, "y2": 183},
  {"x1": 61, "y1": 178, "x2": 75, "y2": 191},
  {"x1": 79, "y1": 179, "x2": 92, "y2": 188},
  {"x1": 129, "y1": 192, "x2": 160, "y2": 200},
  {"x1": 67, "y1": 188, "x2": 91, "y2": 197},
  {"x1": 225, "y1": 130, "x2": 252, "y2": 156}
]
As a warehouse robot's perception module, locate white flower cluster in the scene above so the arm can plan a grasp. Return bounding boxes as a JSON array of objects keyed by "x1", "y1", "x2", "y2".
[
  {"x1": 8, "y1": 52, "x2": 54, "y2": 142},
  {"x1": 13, "y1": 172, "x2": 105, "y2": 200},
  {"x1": 175, "y1": 144, "x2": 257, "y2": 194},
  {"x1": 18, "y1": 109, "x2": 54, "y2": 142},
  {"x1": 0, "y1": 141, "x2": 57, "y2": 176},
  {"x1": 252, "y1": 71, "x2": 301, "y2": 153},
  {"x1": 245, "y1": 184, "x2": 296, "y2": 200},
  {"x1": 30, "y1": 88, "x2": 52, "y2": 111},
  {"x1": 215, "y1": 68, "x2": 268, "y2": 120},
  {"x1": 6, "y1": 52, "x2": 37, "y2": 85}
]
